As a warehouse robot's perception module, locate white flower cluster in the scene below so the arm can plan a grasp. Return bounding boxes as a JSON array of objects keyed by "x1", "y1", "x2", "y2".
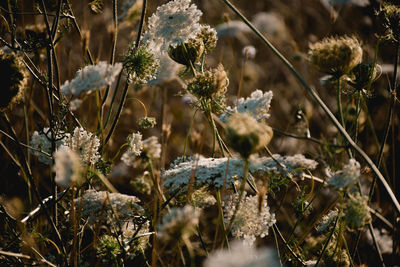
[
  {"x1": 61, "y1": 61, "x2": 122, "y2": 95},
  {"x1": 30, "y1": 128, "x2": 68, "y2": 164},
  {"x1": 157, "y1": 205, "x2": 200, "y2": 241},
  {"x1": 327, "y1": 158, "x2": 360, "y2": 189},
  {"x1": 121, "y1": 135, "x2": 160, "y2": 166},
  {"x1": 163, "y1": 154, "x2": 318, "y2": 192},
  {"x1": 220, "y1": 90, "x2": 273, "y2": 122},
  {"x1": 75, "y1": 190, "x2": 144, "y2": 224},
  {"x1": 316, "y1": 209, "x2": 338, "y2": 233},
  {"x1": 68, "y1": 127, "x2": 101, "y2": 165},
  {"x1": 223, "y1": 192, "x2": 276, "y2": 245},
  {"x1": 143, "y1": 0, "x2": 203, "y2": 53},
  {"x1": 148, "y1": 55, "x2": 180, "y2": 85},
  {"x1": 53, "y1": 146, "x2": 83, "y2": 188},
  {"x1": 203, "y1": 240, "x2": 280, "y2": 267}
]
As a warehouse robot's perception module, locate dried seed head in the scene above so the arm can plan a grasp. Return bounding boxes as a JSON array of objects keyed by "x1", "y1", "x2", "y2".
[
  {"x1": 379, "y1": 3, "x2": 400, "y2": 41},
  {"x1": 349, "y1": 62, "x2": 380, "y2": 90},
  {"x1": 309, "y1": 36, "x2": 362, "y2": 77},
  {"x1": 0, "y1": 49, "x2": 28, "y2": 111},
  {"x1": 168, "y1": 39, "x2": 204, "y2": 66},
  {"x1": 187, "y1": 64, "x2": 229, "y2": 99},
  {"x1": 138, "y1": 116, "x2": 157, "y2": 129},
  {"x1": 225, "y1": 113, "x2": 273, "y2": 158}
]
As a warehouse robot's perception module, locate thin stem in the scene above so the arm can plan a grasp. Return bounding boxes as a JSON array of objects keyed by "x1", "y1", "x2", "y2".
[{"x1": 221, "y1": 0, "x2": 400, "y2": 214}]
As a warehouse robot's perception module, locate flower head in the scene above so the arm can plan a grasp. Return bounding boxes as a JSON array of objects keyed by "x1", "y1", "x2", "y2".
[
  {"x1": 143, "y1": 0, "x2": 202, "y2": 53},
  {"x1": 138, "y1": 116, "x2": 157, "y2": 129},
  {"x1": 61, "y1": 61, "x2": 122, "y2": 95},
  {"x1": 220, "y1": 89, "x2": 273, "y2": 122},
  {"x1": 187, "y1": 64, "x2": 229, "y2": 99},
  {"x1": 0, "y1": 49, "x2": 28, "y2": 111},
  {"x1": 68, "y1": 127, "x2": 101, "y2": 165},
  {"x1": 53, "y1": 146, "x2": 83, "y2": 188},
  {"x1": 223, "y1": 192, "x2": 276, "y2": 245},
  {"x1": 157, "y1": 205, "x2": 200, "y2": 241},
  {"x1": 327, "y1": 159, "x2": 360, "y2": 189},
  {"x1": 123, "y1": 43, "x2": 159, "y2": 84},
  {"x1": 343, "y1": 192, "x2": 371, "y2": 230},
  {"x1": 309, "y1": 36, "x2": 362, "y2": 77},
  {"x1": 121, "y1": 132, "x2": 143, "y2": 167},
  {"x1": 225, "y1": 113, "x2": 273, "y2": 158}
]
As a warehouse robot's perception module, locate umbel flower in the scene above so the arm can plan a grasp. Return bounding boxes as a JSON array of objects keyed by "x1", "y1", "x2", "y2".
[
  {"x1": 225, "y1": 113, "x2": 273, "y2": 158},
  {"x1": 343, "y1": 192, "x2": 371, "y2": 230},
  {"x1": 142, "y1": 0, "x2": 202, "y2": 53},
  {"x1": 157, "y1": 205, "x2": 200, "y2": 242},
  {"x1": 61, "y1": 61, "x2": 122, "y2": 95},
  {"x1": 379, "y1": 3, "x2": 400, "y2": 41},
  {"x1": 0, "y1": 49, "x2": 28, "y2": 111},
  {"x1": 223, "y1": 192, "x2": 276, "y2": 245},
  {"x1": 53, "y1": 146, "x2": 83, "y2": 188},
  {"x1": 123, "y1": 43, "x2": 159, "y2": 84},
  {"x1": 309, "y1": 36, "x2": 362, "y2": 77},
  {"x1": 327, "y1": 158, "x2": 360, "y2": 189},
  {"x1": 187, "y1": 64, "x2": 229, "y2": 99}
]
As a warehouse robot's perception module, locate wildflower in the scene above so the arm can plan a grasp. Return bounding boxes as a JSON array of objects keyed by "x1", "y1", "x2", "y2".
[
  {"x1": 187, "y1": 64, "x2": 229, "y2": 99},
  {"x1": 316, "y1": 209, "x2": 338, "y2": 233},
  {"x1": 30, "y1": 128, "x2": 69, "y2": 165},
  {"x1": 123, "y1": 43, "x2": 159, "y2": 84},
  {"x1": 97, "y1": 235, "x2": 121, "y2": 264},
  {"x1": 121, "y1": 132, "x2": 143, "y2": 167},
  {"x1": 75, "y1": 190, "x2": 144, "y2": 224},
  {"x1": 142, "y1": 0, "x2": 202, "y2": 53},
  {"x1": 220, "y1": 89, "x2": 273, "y2": 122},
  {"x1": 157, "y1": 205, "x2": 200, "y2": 242},
  {"x1": 225, "y1": 113, "x2": 273, "y2": 158},
  {"x1": 343, "y1": 192, "x2": 371, "y2": 230},
  {"x1": 242, "y1": 45, "x2": 256, "y2": 59},
  {"x1": 130, "y1": 171, "x2": 153, "y2": 195},
  {"x1": 348, "y1": 62, "x2": 380, "y2": 91},
  {"x1": 327, "y1": 159, "x2": 360, "y2": 189},
  {"x1": 198, "y1": 25, "x2": 218, "y2": 52},
  {"x1": 0, "y1": 49, "x2": 28, "y2": 111},
  {"x1": 379, "y1": 3, "x2": 400, "y2": 41},
  {"x1": 163, "y1": 154, "x2": 318, "y2": 193},
  {"x1": 309, "y1": 36, "x2": 362, "y2": 77},
  {"x1": 138, "y1": 116, "x2": 157, "y2": 129},
  {"x1": 141, "y1": 136, "x2": 161, "y2": 159},
  {"x1": 61, "y1": 61, "x2": 122, "y2": 95},
  {"x1": 223, "y1": 192, "x2": 276, "y2": 245},
  {"x1": 203, "y1": 240, "x2": 280, "y2": 267},
  {"x1": 68, "y1": 127, "x2": 101, "y2": 165},
  {"x1": 148, "y1": 54, "x2": 180, "y2": 85},
  {"x1": 168, "y1": 39, "x2": 204, "y2": 66},
  {"x1": 53, "y1": 146, "x2": 83, "y2": 188}
]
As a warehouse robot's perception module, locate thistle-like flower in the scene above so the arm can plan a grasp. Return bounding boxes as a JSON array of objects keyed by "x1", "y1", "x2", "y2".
[
  {"x1": 0, "y1": 49, "x2": 28, "y2": 111},
  {"x1": 123, "y1": 43, "x2": 160, "y2": 84},
  {"x1": 225, "y1": 113, "x2": 273, "y2": 158},
  {"x1": 61, "y1": 61, "x2": 122, "y2": 95},
  {"x1": 142, "y1": 0, "x2": 202, "y2": 53},
  {"x1": 53, "y1": 146, "x2": 83, "y2": 188},
  {"x1": 309, "y1": 36, "x2": 362, "y2": 77}
]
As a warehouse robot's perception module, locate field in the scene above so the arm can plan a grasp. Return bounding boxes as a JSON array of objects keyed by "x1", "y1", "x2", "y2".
[{"x1": 0, "y1": 0, "x2": 399, "y2": 266}]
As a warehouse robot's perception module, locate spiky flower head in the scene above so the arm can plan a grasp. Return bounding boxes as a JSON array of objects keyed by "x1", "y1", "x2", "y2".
[
  {"x1": 343, "y1": 192, "x2": 371, "y2": 230},
  {"x1": 123, "y1": 43, "x2": 159, "y2": 84},
  {"x1": 223, "y1": 192, "x2": 276, "y2": 245},
  {"x1": 379, "y1": 2, "x2": 400, "y2": 41},
  {"x1": 0, "y1": 49, "x2": 28, "y2": 111},
  {"x1": 157, "y1": 205, "x2": 200, "y2": 242},
  {"x1": 53, "y1": 146, "x2": 83, "y2": 188},
  {"x1": 138, "y1": 116, "x2": 157, "y2": 129},
  {"x1": 327, "y1": 159, "x2": 361, "y2": 189},
  {"x1": 187, "y1": 64, "x2": 229, "y2": 99},
  {"x1": 142, "y1": 0, "x2": 202, "y2": 53},
  {"x1": 225, "y1": 113, "x2": 273, "y2": 158},
  {"x1": 309, "y1": 36, "x2": 362, "y2": 77}
]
